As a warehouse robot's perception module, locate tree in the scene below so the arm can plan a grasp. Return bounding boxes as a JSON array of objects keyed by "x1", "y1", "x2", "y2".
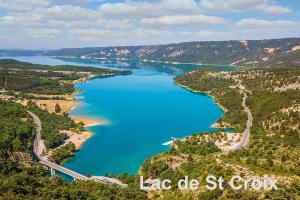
[
  {"x1": 75, "y1": 122, "x2": 85, "y2": 133},
  {"x1": 55, "y1": 103, "x2": 61, "y2": 113}
]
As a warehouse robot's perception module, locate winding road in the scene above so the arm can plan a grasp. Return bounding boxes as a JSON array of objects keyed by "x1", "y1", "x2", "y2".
[
  {"x1": 229, "y1": 80, "x2": 253, "y2": 151},
  {"x1": 27, "y1": 110, "x2": 127, "y2": 187},
  {"x1": 229, "y1": 86, "x2": 253, "y2": 151}
]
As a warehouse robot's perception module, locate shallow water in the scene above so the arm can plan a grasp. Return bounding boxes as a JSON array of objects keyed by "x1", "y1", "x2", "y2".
[
  {"x1": 1, "y1": 56, "x2": 224, "y2": 176},
  {"x1": 65, "y1": 64, "x2": 223, "y2": 176}
]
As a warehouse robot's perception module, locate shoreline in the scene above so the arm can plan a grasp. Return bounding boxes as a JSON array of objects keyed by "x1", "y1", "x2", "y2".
[
  {"x1": 66, "y1": 90, "x2": 107, "y2": 149},
  {"x1": 59, "y1": 63, "x2": 227, "y2": 167},
  {"x1": 45, "y1": 73, "x2": 112, "y2": 161},
  {"x1": 174, "y1": 81, "x2": 227, "y2": 129},
  {"x1": 71, "y1": 115, "x2": 107, "y2": 127},
  {"x1": 50, "y1": 55, "x2": 241, "y2": 68},
  {"x1": 65, "y1": 130, "x2": 93, "y2": 150},
  {"x1": 174, "y1": 81, "x2": 226, "y2": 111},
  {"x1": 68, "y1": 90, "x2": 108, "y2": 127}
]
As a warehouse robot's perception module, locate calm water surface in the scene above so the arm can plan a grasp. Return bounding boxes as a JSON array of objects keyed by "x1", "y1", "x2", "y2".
[{"x1": 2, "y1": 56, "x2": 224, "y2": 176}]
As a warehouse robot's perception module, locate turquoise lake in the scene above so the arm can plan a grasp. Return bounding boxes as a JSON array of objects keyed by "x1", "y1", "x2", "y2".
[{"x1": 2, "y1": 56, "x2": 224, "y2": 176}]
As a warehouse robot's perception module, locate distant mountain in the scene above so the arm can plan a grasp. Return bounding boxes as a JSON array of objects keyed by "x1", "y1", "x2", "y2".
[
  {"x1": 0, "y1": 49, "x2": 42, "y2": 56},
  {"x1": 45, "y1": 37, "x2": 300, "y2": 67}
]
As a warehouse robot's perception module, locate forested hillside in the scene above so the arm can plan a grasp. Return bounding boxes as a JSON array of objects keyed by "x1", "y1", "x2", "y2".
[
  {"x1": 0, "y1": 59, "x2": 131, "y2": 95},
  {"x1": 0, "y1": 59, "x2": 132, "y2": 153},
  {"x1": 0, "y1": 60, "x2": 148, "y2": 199},
  {"x1": 0, "y1": 100, "x2": 147, "y2": 199},
  {"x1": 1, "y1": 59, "x2": 300, "y2": 199},
  {"x1": 138, "y1": 68, "x2": 300, "y2": 199},
  {"x1": 45, "y1": 37, "x2": 300, "y2": 67}
]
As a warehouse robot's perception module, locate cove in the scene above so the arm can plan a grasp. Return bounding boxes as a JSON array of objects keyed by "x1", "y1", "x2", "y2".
[
  {"x1": 0, "y1": 56, "x2": 224, "y2": 176},
  {"x1": 65, "y1": 62, "x2": 223, "y2": 176}
]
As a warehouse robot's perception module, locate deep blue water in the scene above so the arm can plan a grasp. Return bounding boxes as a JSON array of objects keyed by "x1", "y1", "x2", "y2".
[{"x1": 1, "y1": 56, "x2": 224, "y2": 176}]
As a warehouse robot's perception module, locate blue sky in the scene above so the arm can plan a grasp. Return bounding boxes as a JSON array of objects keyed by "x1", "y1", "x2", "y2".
[{"x1": 0, "y1": 0, "x2": 299, "y2": 49}]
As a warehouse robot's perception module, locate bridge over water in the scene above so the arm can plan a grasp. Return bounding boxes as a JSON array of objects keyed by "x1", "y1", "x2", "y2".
[{"x1": 27, "y1": 110, "x2": 127, "y2": 187}]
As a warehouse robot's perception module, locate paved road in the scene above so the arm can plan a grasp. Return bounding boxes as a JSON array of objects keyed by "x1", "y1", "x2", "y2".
[
  {"x1": 229, "y1": 92, "x2": 253, "y2": 151},
  {"x1": 92, "y1": 176, "x2": 127, "y2": 187},
  {"x1": 27, "y1": 110, "x2": 45, "y2": 156},
  {"x1": 28, "y1": 110, "x2": 127, "y2": 186},
  {"x1": 39, "y1": 158, "x2": 90, "y2": 180}
]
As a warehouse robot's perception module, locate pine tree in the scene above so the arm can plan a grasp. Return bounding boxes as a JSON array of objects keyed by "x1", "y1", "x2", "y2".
[{"x1": 55, "y1": 103, "x2": 61, "y2": 113}]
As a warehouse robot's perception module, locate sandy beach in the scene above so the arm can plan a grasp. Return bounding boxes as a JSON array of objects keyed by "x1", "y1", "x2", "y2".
[
  {"x1": 64, "y1": 130, "x2": 93, "y2": 149},
  {"x1": 67, "y1": 108, "x2": 106, "y2": 149},
  {"x1": 66, "y1": 113, "x2": 108, "y2": 149},
  {"x1": 65, "y1": 89, "x2": 109, "y2": 149},
  {"x1": 32, "y1": 91, "x2": 106, "y2": 127},
  {"x1": 71, "y1": 115, "x2": 107, "y2": 127},
  {"x1": 59, "y1": 114, "x2": 106, "y2": 150},
  {"x1": 34, "y1": 90, "x2": 107, "y2": 150}
]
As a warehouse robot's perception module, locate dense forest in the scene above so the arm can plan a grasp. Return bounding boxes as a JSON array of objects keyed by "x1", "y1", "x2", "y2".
[
  {"x1": 50, "y1": 142, "x2": 76, "y2": 164},
  {"x1": 0, "y1": 60, "x2": 148, "y2": 199},
  {"x1": 0, "y1": 59, "x2": 131, "y2": 95},
  {"x1": 27, "y1": 102, "x2": 75, "y2": 149},
  {"x1": 0, "y1": 101, "x2": 34, "y2": 154},
  {"x1": 4, "y1": 89, "x2": 298, "y2": 199},
  {"x1": 0, "y1": 100, "x2": 148, "y2": 199},
  {"x1": 0, "y1": 59, "x2": 132, "y2": 150},
  {"x1": 141, "y1": 68, "x2": 300, "y2": 199}
]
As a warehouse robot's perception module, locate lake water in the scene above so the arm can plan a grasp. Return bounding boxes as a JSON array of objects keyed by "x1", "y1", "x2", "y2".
[{"x1": 1, "y1": 56, "x2": 224, "y2": 176}]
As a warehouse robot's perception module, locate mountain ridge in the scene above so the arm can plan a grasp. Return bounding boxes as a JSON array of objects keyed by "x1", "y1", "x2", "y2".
[{"x1": 44, "y1": 37, "x2": 300, "y2": 67}]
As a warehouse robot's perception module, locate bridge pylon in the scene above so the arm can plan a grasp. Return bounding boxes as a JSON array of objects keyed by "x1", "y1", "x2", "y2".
[{"x1": 50, "y1": 168, "x2": 56, "y2": 176}]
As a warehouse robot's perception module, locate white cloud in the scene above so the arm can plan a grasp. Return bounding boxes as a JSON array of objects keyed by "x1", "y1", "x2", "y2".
[
  {"x1": 234, "y1": 18, "x2": 297, "y2": 29},
  {"x1": 141, "y1": 15, "x2": 226, "y2": 27},
  {"x1": 69, "y1": 27, "x2": 231, "y2": 46},
  {"x1": 0, "y1": 0, "x2": 50, "y2": 12},
  {"x1": 258, "y1": 4, "x2": 291, "y2": 15},
  {"x1": 53, "y1": 0, "x2": 103, "y2": 4},
  {"x1": 0, "y1": 16, "x2": 16, "y2": 25},
  {"x1": 0, "y1": 5, "x2": 102, "y2": 28},
  {"x1": 0, "y1": 14, "x2": 44, "y2": 27},
  {"x1": 0, "y1": 0, "x2": 298, "y2": 48},
  {"x1": 231, "y1": 18, "x2": 300, "y2": 40},
  {"x1": 98, "y1": 0, "x2": 201, "y2": 18},
  {"x1": 200, "y1": 0, "x2": 291, "y2": 15},
  {"x1": 69, "y1": 28, "x2": 171, "y2": 44},
  {"x1": 26, "y1": 28, "x2": 62, "y2": 39},
  {"x1": 44, "y1": 5, "x2": 100, "y2": 21}
]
